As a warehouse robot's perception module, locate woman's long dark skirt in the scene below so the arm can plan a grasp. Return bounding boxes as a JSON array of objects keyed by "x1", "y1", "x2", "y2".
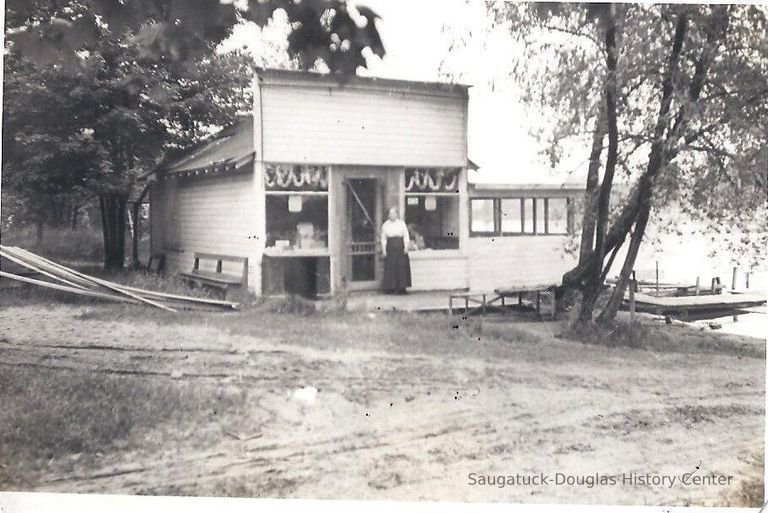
[{"x1": 382, "y1": 236, "x2": 411, "y2": 293}]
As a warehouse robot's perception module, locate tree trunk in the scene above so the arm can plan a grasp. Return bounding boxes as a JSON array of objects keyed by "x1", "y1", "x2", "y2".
[
  {"x1": 71, "y1": 204, "x2": 79, "y2": 229},
  {"x1": 99, "y1": 193, "x2": 127, "y2": 271},
  {"x1": 595, "y1": 11, "x2": 690, "y2": 325},
  {"x1": 131, "y1": 185, "x2": 151, "y2": 270},
  {"x1": 579, "y1": 102, "x2": 607, "y2": 266},
  {"x1": 578, "y1": 6, "x2": 619, "y2": 322},
  {"x1": 597, "y1": 200, "x2": 651, "y2": 324},
  {"x1": 35, "y1": 217, "x2": 44, "y2": 246}
]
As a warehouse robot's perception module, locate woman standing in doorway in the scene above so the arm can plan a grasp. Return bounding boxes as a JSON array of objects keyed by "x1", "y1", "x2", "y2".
[{"x1": 381, "y1": 207, "x2": 411, "y2": 294}]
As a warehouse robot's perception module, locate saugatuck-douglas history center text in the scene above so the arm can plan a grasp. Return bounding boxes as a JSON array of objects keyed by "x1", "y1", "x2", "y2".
[{"x1": 467, "y1": 472, "x2": 735, "y2": 489}]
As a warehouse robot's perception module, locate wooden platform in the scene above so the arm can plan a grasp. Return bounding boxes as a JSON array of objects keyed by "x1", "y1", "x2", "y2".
[
  {"x1": 628, "y1": 290, "x2": 766, "y2": 317},
  {"x1": 345, "y1": 285, "x2": 557, "y2": 316}
]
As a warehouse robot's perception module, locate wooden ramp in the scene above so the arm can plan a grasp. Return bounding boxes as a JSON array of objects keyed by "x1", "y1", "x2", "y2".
[{"x1": 628, "y1": 290, "x2": 766, "y2": 316}]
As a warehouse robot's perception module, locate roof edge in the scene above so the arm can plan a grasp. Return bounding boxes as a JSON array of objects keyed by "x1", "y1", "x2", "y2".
[{"x1": 255, "y1": 68, "x2": 470, "y2": 98}]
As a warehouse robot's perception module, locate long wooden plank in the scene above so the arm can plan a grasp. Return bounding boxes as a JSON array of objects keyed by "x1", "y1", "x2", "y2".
[
  {"x1": 0, "y1": 270, "x2": 137, "y2": 304},
  {"x1": 5, "y1": 246, "x2": 238, "y2": 309},
  {"x1": 0, "y1": 249, "x2": 90, "y2": 291},
  {"x1": 627, "y1": 290, "x2": 766, "y2": 313},
  {"x1": 2, "y1": 247, "x2": 100, "y2": 290},
  {"x1": 5, "y1": 247, "x2": 176, "y2": 312},
  {"x1": 495, "y1": 283, "x2": 558, "y2": 295}
]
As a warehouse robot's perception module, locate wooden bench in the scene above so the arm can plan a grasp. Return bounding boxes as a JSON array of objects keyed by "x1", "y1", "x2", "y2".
[
  {"x1": 448, "y1": 283, "x2": 558, "y2": 319},
  {"x1": 179, "y1": 253, "x2": 248, "y2": 302}
]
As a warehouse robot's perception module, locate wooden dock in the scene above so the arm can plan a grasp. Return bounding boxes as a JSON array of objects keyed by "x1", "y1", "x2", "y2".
[{"x1": 627, "y1": 290, "x2": 766, "y2": 317}]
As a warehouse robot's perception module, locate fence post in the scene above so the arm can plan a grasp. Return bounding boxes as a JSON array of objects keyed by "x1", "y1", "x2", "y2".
[
  {"x1": 732, "y1": 267, "x2": 737, "y2": 291},
  {"x1": 629, "y1": 278, "x2": 636, "y2": 324},
  {"x1": 746, "y1": 272, "x2": 750, "y2": 289},
  {"x1": 695, "y1": 276, "x2": 700, "y2": 296},
  {"x1": 655, "y1": 260, "x2": 659, "y2": 297}
]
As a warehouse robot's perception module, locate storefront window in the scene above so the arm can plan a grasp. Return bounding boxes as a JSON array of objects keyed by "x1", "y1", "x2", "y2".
[
  {"x1": 265, "y1": 164, "x2": 329, "y2": 249},
  {"x1": 404, "y1": 168, "x2": 461, "y2": 250}
]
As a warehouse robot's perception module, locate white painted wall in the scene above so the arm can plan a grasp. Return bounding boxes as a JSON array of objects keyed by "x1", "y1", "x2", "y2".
[
  {"x1": 467, "y1": 236, "x2": 576, "y2": 291},
  {"x1": 260, "y1": 84, "x2": 466, "y2": 167},
  {"x1": 161, "y1": 172, "x2": 258, "y2": 290},
  {"x1": 410, "y1": 252, "x2": 469, "y2": 291}
]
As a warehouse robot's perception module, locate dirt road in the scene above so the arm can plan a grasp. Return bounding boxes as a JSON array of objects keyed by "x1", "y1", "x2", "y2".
[{"x1": 0, "y1": 304, "x2": 763, "y2": 505}]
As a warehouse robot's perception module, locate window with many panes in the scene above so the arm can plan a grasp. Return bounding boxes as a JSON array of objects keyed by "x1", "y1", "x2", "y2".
[{"x1": 470, "y1": 197, "x2": 572, "y2": 236}]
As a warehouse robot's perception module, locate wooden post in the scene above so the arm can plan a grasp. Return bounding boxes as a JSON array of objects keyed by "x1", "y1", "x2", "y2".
[
  {"x1": 695, "y1": 276, "x2": 700, "y2": 296},
  {"x1": 731, "y1": 267, "x2": 737, "y2": 291},
  {"x1": 629, "y1": 279, "x2": 636, "y2": 324},
  {"x1": 655, "y1": 260, "x2": 659, "y2": 297},
  {"x1": 746, "y1": 272, "x2": 750, "y2": 289}
]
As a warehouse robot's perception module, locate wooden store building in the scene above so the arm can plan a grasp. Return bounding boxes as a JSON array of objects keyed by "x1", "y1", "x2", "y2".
[{"x1": 149, "y1": 69, "x2": 580, "y2": 297}]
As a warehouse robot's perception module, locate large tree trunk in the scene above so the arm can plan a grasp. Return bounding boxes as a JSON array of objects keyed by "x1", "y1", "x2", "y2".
[
  {"x1": 71, "y1": 204, "x2": 79, "y2": 229},
  {"x1": 578, "y1": 6, "x2": 619, "y2": 322},
  {"x1": 99, "y1": 193, "x2": 127, "y2": 271},
  {"x1": 131, "y1": 185, "x2": 151, "y2": 270},
  {"x1": 35, "y1": 217, "x2": 44, "y2": 246},
  {"x1": 595, "y1": 10, "x2": 691, "y2": 325},
  {"x1": 578, "y1": 102, "x2": 607, "y2": 266},
  {"x1": 597, "y1": 199, "x2": 652, "y2": 323}
]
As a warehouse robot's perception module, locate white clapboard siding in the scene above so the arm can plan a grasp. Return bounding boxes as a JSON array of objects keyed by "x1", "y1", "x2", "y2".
[
  {"x1": 467, "y1": 237, "x2": 577, "y2": 292},
  {"x1": 260, "y1": 85, "x2": 466, "y2": 167},
  {"x1": 163, "y1": 172, "x2": 256, "y2": 283},
  {"x1": 409, "y1": 252, "x2": 469, "y2": 291}
]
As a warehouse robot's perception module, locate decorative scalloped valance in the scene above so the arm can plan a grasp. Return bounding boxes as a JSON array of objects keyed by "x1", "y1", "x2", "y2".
[
  {"x1": 265, "y1": 164, "x2": 329, "y2": 191},
  {"x1": 405, "y1": 168, "x2": 460, "y2": 193}
]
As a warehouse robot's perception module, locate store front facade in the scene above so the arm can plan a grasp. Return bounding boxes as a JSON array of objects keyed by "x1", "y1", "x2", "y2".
[
  {"x1": 259, "y1": 163, "x2": 469, "y2": 297},
  {"x1": 151, "y1": 69, "x2": 471, "y2": 297}
]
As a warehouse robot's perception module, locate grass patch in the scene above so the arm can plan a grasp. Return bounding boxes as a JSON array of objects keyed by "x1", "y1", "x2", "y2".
[
  {"x1": 0, "y1": 366, "x2": 238, "y2": 489},
  {"x1": 563, "y1": 314, "x2": 764, "y2": 359},
  {"x1": 0, "y1": 266, "x2": 216, "y2": 311}
]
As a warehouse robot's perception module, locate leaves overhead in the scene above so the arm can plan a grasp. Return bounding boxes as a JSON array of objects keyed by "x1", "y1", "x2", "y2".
[
  {"x1": 487, "y1": 3, "x2": 768, "y2": 264},
  {"x1": 6, "y1": 0, "x2": 386, "y2": 75}
]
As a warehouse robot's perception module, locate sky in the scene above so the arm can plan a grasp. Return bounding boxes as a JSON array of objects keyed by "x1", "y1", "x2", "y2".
[{"x1": 224, "y1": 0, "x2": 590, "y2": 185}]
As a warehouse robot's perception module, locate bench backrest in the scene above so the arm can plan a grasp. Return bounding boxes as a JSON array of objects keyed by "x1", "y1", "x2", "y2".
[{"x1": 192, "y1": 252, "x2": 248, "y2": 285}]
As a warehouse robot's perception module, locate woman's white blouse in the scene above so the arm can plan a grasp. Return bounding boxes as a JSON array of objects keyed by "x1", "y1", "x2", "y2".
[{"x1": 381, "y1": 219, "x2": 410, "y2": 253}]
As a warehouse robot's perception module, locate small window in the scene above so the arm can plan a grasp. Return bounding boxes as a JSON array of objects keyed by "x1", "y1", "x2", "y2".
[
  {"x1": 500, "y1": 198, "x2": 521, "y2": 234},
  {"x1": 535, "y1": 198, "x2": 547, "y2": 234},
  {"x1": 471, "y1": 199, "x2": 496, "y2": 234},
  {"x1": 548, "y1": 198, "x2": 569, "y2": 234},
  {"x1": 522, "y1": 198, "x2": 535, "y2": 233}
]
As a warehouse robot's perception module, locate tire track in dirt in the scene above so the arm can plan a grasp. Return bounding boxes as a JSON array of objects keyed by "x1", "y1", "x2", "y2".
[{"x1": 1, "y1": 304, "x2": 763, "y2": 504}]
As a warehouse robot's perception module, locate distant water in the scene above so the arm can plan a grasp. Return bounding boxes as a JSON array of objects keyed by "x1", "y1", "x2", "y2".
[
  {"x1": 604, "y1": 225, "x2": 767, "y2": 290},
  {"x1": 688, "y1": 311, "x2": 767, "y2": 340}
]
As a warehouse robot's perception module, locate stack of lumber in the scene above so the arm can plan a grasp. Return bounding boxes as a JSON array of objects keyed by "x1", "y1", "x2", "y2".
[{"x1": 0, "y1": 245, "x2": 239, "y2": 312}]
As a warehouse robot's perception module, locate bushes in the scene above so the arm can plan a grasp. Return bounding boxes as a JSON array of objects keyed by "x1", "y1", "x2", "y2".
[{"x1": 1, "y1": 225, "x2": 103, "y2": 262}]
